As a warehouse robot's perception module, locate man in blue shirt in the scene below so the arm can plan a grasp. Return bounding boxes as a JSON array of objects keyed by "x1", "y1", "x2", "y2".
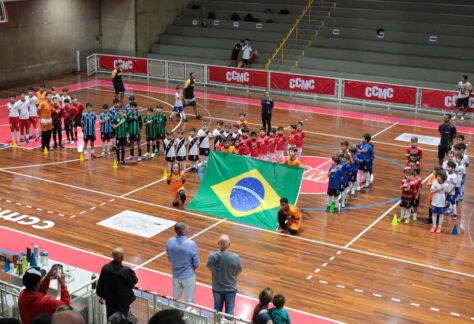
[
  {"x1": 166, "y1": 222, "x2": 200, "y2": 307},
  {"x1": 261, "y1": 91, "x2": 274, "y2": 134}
]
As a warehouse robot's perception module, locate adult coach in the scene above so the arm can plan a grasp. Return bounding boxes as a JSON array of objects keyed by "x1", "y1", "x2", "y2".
[
  {"x1": 183, "y1": 72, "x2": 201, "y2": 120},
  {"x1": 438, "y1": 113, "x2": 457, "y2": 166},
  {"x1": 112, "y1": 62, "x2": 125, "y2": 104},
  {"x1": 206, "y1": 235, "x2": 242, "y2": 316},
  {"x1": 453, "y1": 74, "x2": 472, "y2": 121},
  {"x1": 277, "y1": 197, "x2": 302, "y2": 234},
  {"x1": 38, "y1": 92, "x2": 54, "y2": 151},
  {"x1": 261, "y1": 91, "x2": 274, "y2": 134}
]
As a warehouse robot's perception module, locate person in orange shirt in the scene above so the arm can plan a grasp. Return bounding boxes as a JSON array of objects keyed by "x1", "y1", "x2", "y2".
[
  {"x1": 36, "y1": 84, "x2": 47, "y2": 104},
  {"x1": 220, "y1": 138, "x2": 237, "y2": 154},
  {"x1": 284, "y1": 147, "x2": 302, "y2": 167},
  {"x1": 277, "y1": 197, "x2": 302, "y2": 235},
  {"x1": 237, "y1": 112, "x2": 249, "y2": 129},
  {"x1": 425, "y1": 166, "x2": 442, "y2": 225},
  {"x1": 38, "y1": 92, "x2": 54, "y2": 151},
  {"x1": 167, "y1": 162, "x2": 186, "y2": 208}
]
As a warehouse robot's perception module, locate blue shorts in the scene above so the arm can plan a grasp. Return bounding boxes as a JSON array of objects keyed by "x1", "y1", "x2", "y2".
[
  {"x1": 173, "y1": 106, "x2": 184, "y2": 112},
  {"x1": 455, "y1": 187, "x2": 461, "y2": 196},
  {"x1": 446, "y1": 194, "x2": 456, "y2": 204},
  {"x1": 431, "y1": 206, "x2": 444, "y2": 215}
]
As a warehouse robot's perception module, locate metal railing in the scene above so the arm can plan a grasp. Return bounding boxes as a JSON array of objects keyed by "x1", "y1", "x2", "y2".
[
  {"x1": 86, "y1": 53, "x2": 473, "y2": 118},
  {"x1": 0, "y1": 281, "x2": 21, "y2": 320}
]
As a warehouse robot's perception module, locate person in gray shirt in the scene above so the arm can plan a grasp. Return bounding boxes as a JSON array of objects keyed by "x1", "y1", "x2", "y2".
[{"x1": 206, "y1": 235, "x2": 242, "y2": 316}]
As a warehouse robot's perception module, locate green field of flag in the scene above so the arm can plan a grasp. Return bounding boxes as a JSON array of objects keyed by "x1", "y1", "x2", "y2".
[{"x1": 186, "y1": 151, "x2": 304, "y2": 231}]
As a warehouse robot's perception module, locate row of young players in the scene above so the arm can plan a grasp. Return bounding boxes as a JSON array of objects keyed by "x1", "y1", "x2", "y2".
[
  {"x1": 161, "y1": 119, "x2": 306, "y2": 173},
  {"x1": 326, "y1": 134, "x2": 375, "y2": 210}
]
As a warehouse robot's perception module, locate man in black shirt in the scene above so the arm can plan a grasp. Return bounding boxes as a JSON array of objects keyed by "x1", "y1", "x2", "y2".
[
  {"x1": 261, "y1": 91, "x2": 274, "y2": 134},
  {"x1": 183, "y1": 72, "x2": 202, "y2": 119},
  {"x1": 97, "y1": 248, "x2": 138, "y2": 319},
  {"x1": 438, "y1": 113, "x2": 457, "y2": 166},
  {"x1": 228, "y1": 40, "x2": 243, "y2": 67}
]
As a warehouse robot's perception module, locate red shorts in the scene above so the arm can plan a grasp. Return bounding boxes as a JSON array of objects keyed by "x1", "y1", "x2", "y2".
[
  {"x1": 19, "y1": 119, "x2": 30, "y2": 129},
  {"x1": 29, "y1": 116, "x2": 38, "y2": 126},
  {"x1": 9, "y1": 117, "x2": 20, "y2": 131}
]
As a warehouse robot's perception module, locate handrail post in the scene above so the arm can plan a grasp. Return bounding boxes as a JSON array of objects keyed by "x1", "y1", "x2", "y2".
[{"x1": 281, "y1": 47, "x2": 284, "y2": 64}]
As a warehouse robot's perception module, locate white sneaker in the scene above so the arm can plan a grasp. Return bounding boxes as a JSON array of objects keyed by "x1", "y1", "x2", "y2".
[
  {"x1": 70, "y1": 140, "x2": 75, "y2": 144},
  {"x1": 460, "y1": 116, "x2": 464, "y2": 121}
]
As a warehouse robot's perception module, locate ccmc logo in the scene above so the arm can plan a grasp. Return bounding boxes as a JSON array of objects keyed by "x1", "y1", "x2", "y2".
[
  {"x1": 211, "y1": 169, "x2": 280, "y2": 217},
  {"x1": 226, "y1": 71, "x2": 250, "y2": 83},
  {"x1": 300, "y1": 156, "x2": 332, "y2": 194},
  {"x1": 114, "y1": 59, "x2": 133, "y2": 70}
]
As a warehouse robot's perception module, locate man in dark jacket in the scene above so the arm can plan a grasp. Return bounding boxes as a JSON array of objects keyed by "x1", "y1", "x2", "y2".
[{"x1": 97, "y1": 248, "x2": 138, "y2": 319}]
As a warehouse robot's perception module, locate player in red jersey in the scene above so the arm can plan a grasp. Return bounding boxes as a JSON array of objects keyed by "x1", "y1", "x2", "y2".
[
  {"x1": 399, "y1": 169, "x2": 415, "y2": 223},
  {"x1": 405, "y1": 136, "x2": 423, "y2": 163},
  {"x1": 266, "y1": 128, "x2": 277, "y2": 162},
  {"x1": 71, "y1": 96, "x2": 84, "y2": 141},
  {"x1": 410, "y1": 166, "x2": 422, "y2": 222},
  {"x1": 257, "y1": 128, "x2": 268, "y2": 160},
  {"x1": 296, "y1": 121, "x2": 305, "y2": 159},
  {"x1": 51, "y1": 97, "x2": 64, "y2": 148},
  {"x1": 62, "y1": 99, "x2": 74, "y2": 144},
  {"x1": 238, "y1": 129, "x2": 251, "y2": 157},
  {"x1": 249, "y1": 131, "x2": 260, "y2": 159},
  {"x1": 287, "y1": 124, "x2": 298, "y2": 157},
  {"x1": 275, "y1": 126, "x2": 286, "y2": 163}
]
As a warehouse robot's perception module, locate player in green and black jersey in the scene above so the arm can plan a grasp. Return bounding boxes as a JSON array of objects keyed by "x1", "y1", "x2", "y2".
[
  {"x1": 113, "y1": 109, "x2": 128, "y2": 165},
  {"x1": 144, "y1": 107, "x2": 157, "y2": 158},
  {"x1": 154, "y1": 104, "x2": 167, "y2": 154},
  {"x1": 127, "y1": 102, "x2": 142, "y2": 161}
]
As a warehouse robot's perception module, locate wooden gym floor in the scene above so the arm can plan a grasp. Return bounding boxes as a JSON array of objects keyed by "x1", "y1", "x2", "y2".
[{"x1": 0, "y1": 73, "x2": 473, "y2": 323}]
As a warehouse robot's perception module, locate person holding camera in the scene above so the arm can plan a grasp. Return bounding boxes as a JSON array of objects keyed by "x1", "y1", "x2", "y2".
[{"x1": 18, "y1": 265, "x2": 70, "y2": 324}]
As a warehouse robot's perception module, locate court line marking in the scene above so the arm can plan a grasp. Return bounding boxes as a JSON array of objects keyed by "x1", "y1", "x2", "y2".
[
  {"x1": 344, "y1": 172, "x2": 433, "y2": 249},
  {"x1": 371, "y1": 118, "x2": 405, "y2": 138},
  {"x1": 1, "y1": 169, "x2": 472, "y2": 278},
  {"x1": 0, "y1": 224, "x2": 345, "y2": 324}
]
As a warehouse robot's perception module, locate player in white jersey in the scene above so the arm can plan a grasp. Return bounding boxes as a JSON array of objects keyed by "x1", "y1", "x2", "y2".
[
  {"x1": 27, "y1": 88, "x2": 40, "y2": 140},
  {"x1": 175, "y1": 130, "x2": 187, "y2": 170},
  {"x1": 7, "y1": 94, "x2": 20, "y2": 144},
  {"x1": 15, "y1": 91, "x2": 30, "y2": 143},
  {"x1": 445, "y1": 161, "x2": 457, "y2": 216},
  {"x1": 197, "y1": 121, "x2": 213, "y2": 167},
  {"x1": 188, "y1": 128, "x2": 199, "y2": 172},
  {"x1": 60, "y1": 88, "x2": 71, "y2": 106},
  {"x1": 169, "y1": 85, "x2": 186, "y2": 121},
  {"x1": 212, "y1": 120, "x2": 225, "y2": 149},
  {"x1": 164, "y1": 131, "x2": 176, "y2": 173}
]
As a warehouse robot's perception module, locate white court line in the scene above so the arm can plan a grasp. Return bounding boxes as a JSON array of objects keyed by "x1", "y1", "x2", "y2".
[
  {"x1": 1, "y1": 169, "x2": 473, "y2": 278},
  {"x1": 344, "y1": 172, "x2": 432, "y2": 249},
  {"x1": 0, "y1": 223, "x2": 345, "y2": 324},
  {"x1": 371, "y1": 119, "x2": 405, "y2": 138},
  {"x1": 120, "y1": 178, "x2": 166, "y2": 197}
]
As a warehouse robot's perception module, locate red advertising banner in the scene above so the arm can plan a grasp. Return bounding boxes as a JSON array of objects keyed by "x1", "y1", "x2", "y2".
[
  {"x1": 421, "y1": 89, "x2": 473, "y2": 111},
  {"x1": 344, "y1": 81, "x2": 417, "y2": 105},
  {"x1": 99, "y1": 55, "x2": 148, "y2": 74},
  {"x1": 208, "y1": 66, "x2": 268, "y2": 87},
  {"x1": 270, "y1": 72, "x2": 336, "y2": 95}
]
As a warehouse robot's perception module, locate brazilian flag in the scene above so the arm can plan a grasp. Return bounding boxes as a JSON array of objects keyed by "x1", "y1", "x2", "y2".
[{"x1": 186, "y1": 151, "x2": 304, "y2": 230}]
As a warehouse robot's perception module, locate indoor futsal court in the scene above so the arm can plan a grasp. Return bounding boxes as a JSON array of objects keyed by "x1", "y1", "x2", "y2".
[{"x1": 0, "y1": 73, "x2": 473, "y2": 323}]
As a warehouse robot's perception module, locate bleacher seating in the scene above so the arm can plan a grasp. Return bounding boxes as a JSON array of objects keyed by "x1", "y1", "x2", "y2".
[
  {"x1": 145, "y1": 0, "x2": 309, "y2": 68},
  {"x1": 274, "y1": 0, "x2": 474, "y2": 90}
]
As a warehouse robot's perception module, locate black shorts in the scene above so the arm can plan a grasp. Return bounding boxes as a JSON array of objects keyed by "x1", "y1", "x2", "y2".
[
  {"x1": 199, "y1": 148, "x2": 210, "y2": 156},
  {"x1": 84, "y1": 135, "x2": 96, "y2": 142},
  {"x1": 456, "y1": 97, "x2": 469, "y2": 109},
  {"x1": 146, "y1": 136, "x2": 155, "y2": 142},
  {"x1": 340, "y1": 182, "x2": 348, "y2": 190},
  {"x1": 350, "y1": 173, "x2": 357, "y2": 183},
  {"x1": 400, "y1": 200, "x2": 412, "y2": 209},
  {"x1": 114, "y1": 83, "x2": 125, "y2": 94},
  {"x1": 73, "y1": 121, "x2": 82, "y2": 128},
  {"x1": 129, "y1": 134, "x2": 140, "y2": 142},
  {"x1": 327, "y1": 188, "x2": 340, "y2": 196},
  {"x1": 101, "y1": 133, "x2": 111, "y2": 140},
  {"x1": 156, "y1": 133, "x2": 165, "y2": 140},
  {"x1": 188, "y1": 155, "x2": 199, "y2": 161},
  {"x1": 242, "y1": 59, "x2": 250, "y2": 64},
  {"x1": 412, "y1": 197, "x2": 420, "y2": 208},
  {"x1": 165, "y1": 156, "x2": 176, "y2": 162},
  {"x1": 437, "y1": 144, "x2": 451, "y2": 159},
  {"x1": 176, "y1": 156, "x2": 186, "y2": 162},
  {"x1": 116, "y1": 137, "x2": 127, "y2": 147}
]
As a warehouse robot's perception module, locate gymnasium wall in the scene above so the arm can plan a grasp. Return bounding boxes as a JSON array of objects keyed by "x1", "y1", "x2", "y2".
[{"x1": 0, "y1": 0, "x2": 100, "y2": 89}]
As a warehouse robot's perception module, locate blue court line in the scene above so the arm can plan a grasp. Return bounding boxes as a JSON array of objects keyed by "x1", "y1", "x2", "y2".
[{"x1": 0, "y1": 248, "x2": 15, "y2": 255}]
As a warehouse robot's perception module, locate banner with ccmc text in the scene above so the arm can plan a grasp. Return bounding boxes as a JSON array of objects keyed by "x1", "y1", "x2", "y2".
[
  {"x1": 421, "y1": 89, "x2": 473, "y2": 111},
  {"x1": 344, "y1": 80, "x2": 417, "y2": 105},
  {"x1": 270, "y1": 72, "x2": 336, "y2": 95},
  {"x1": 99, "y1": 55, "x2": 148, "y2": 74},
  {"x1": 208, "y1": 66, "x2": 268, "y2": 87}
]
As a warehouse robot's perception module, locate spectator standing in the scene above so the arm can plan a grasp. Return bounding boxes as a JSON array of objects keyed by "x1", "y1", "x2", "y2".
[
  {"x1": 453, "y1": 74, "x2": 472, "y2": 121},
  {"x1": 206, "y1": 235, "x2": 243, "y2": 316},
  {"x1": 437, "y1": 114, "x2": 457, "y2": 166},
  {"x1": 183, "y1": 73, "x2": 202, "y2": 120},
  {"x1": 229, "y1": 41, "x2": 243, "y2": 67},
  {"x1": 18, "y1": 266, "x2": 70, "y2": 324},
  {"x1": 252, "y1": 288, "x2": 273, "y2": 324},
  {"x1": 166, "y1": 222, "x2": 200, "y2": 306},
  {"x1": 261, "y1": 92, "x2": 274, "y2": 134},
  {"x1": 238, "y1": 39, "x2": 252, "y2": 68},
  {"x1": 96, "y1": 248, "x2": 138, "y2": 319}
]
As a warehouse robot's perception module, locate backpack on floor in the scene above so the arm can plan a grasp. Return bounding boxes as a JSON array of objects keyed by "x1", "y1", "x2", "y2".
[{"x1": 231, "y1": 12, "x2": 240, "y2": 21}]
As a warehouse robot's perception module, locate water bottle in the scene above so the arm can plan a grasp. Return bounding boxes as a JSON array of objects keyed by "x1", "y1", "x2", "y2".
[
  {"x1": 8, "y1": 259, "x2": 14, "y2": 273},
  {"x1": 41, "y1": 252, "x2": 48, "y2": 267},
  {"x1": 4, "y1": 259, "x2": 9, "y2": 273},
  {"x1": 17, "y1": 260, "x2": 23, "y2": 275},
  {"x1": 34, "y1": 244, "x2": 39, "y2": 257},
  {"x1": 22, "y1": 256, "x2": 28, "y2": 272},
  {"x1": 26, "y1": 247, "x2": 32, "y2": 262},
  {"x1": 30, "y1": 252, "x2": 38, "y2": 267},
  {"x1": 12, "y1": 254, "x2": 18, "y2": 268}
]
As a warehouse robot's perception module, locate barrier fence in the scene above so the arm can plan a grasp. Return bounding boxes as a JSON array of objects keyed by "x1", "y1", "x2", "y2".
[
  {"x1": 0, "y1": 280, "x2": 251, "y2": 324},
  {"x1": 86, "y1": 53, "x2": 473, "y2": 117}
]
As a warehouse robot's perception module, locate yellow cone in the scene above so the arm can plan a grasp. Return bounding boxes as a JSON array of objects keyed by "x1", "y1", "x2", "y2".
[
  {"x1": 43, "y1": 147, "x2": 48, "y2": 154},
  {"x1": 113, "y1": 159, "x2": 118, "y2": 168},
  {"x1": 163, "y1": 168, "x2": 168, "y2": 179},
  {"x1": 80, "y1": 152, "x2": 84, "y2": 161},
  {"x1": 12, "y1": 141, "x2": 17, "y2": 148},
  {"x1": 391, "y1": 214, "x2": 398, "y2": 226}
]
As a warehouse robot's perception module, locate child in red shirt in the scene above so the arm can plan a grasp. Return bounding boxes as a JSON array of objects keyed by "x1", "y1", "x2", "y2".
[
  {"x1": 267, "y1": 128, "x2": 277, "y2": 162},
  {"x1": 411, "y1": 166, "x2": 422, "y2": 221},
  {"x1": 275, "y1": 126, "x2": 286, "y2": 163},
  {"x1": 71, "y1": 96, "x2": 84, "y2": 141},
  {"x1": 399, "y1": 169, "x2": 415, "y2": 223},
  {"x1": 249, "y1": 131, "x2": 260, "y2": 158},
  {"x1": 287, "y1": 124, "x2": 298, "y2": 156},
  {"x1": 238, "y1": 129, "x2": 251, "y2": 157},
  {"x1": 405, "y1": 136, "x2": 423, "y2": 162},
  {"x1": 62, "y1": 98, "x2": 74, "y2": 144},
  {"x1": 296, "y1": 121, "x2": 305, "y2": 159},
  {"x1": 257, "y1": 128, "x2": 268, "y2": 160}
]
